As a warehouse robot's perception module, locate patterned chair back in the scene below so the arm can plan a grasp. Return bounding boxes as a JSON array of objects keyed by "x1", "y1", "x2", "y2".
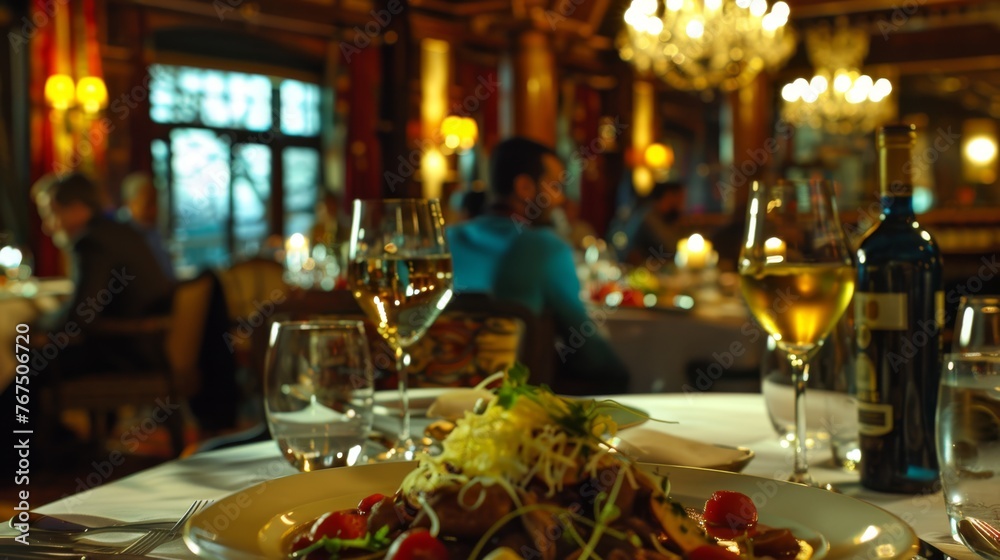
[{"x1": 252, "y1": 290, "x2": 553, "y2": 390}]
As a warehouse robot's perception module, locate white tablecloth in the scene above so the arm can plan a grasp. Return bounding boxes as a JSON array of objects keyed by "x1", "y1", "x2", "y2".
[
  {"x1": 0, "y1": 278, "x2": 73, "y2": 390},
  {"x1": 605, "y1": 307, "x2": 764, "y2": 392},
  {"x1": 10, "y1": 393, "x2": 972, "y2": 559}
]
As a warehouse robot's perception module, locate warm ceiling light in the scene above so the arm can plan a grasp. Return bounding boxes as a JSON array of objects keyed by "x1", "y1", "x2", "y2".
[{"x1": 618, "y1": 0, "x2": 795, "y2": 92}]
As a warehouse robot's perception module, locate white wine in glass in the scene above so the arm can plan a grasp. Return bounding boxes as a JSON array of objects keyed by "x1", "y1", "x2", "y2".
[
  {"x1": 739, "y1": 179, "x2": 855, "y2": 485},
  {"x1": 348, "y1": 198, "x2": 454, "y2": 460}
]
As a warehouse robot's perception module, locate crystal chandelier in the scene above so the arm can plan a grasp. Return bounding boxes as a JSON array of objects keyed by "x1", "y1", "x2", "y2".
[
  {"x1": 617, "y1": 0, "x2": 796, "y2": 92},
  {"x1": 780, "y1": 20, "x2": 894, "y2": 134}
]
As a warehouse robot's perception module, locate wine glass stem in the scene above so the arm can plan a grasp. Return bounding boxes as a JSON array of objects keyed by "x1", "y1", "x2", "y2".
[
  {"x1": 394, "y1": 345, "x2": 411, "y2": 449},
  {"x1": 788, "y1": 354, "x2": 813, "y2": 485}
]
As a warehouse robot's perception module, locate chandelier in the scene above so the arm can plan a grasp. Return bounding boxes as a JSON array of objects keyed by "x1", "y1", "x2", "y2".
[
  {"x1": 780, "y1": 20, "x2": 894, "y2": 134},
  {"x1": 617, "y1": 0, "x2": 796, "y2": 92}
]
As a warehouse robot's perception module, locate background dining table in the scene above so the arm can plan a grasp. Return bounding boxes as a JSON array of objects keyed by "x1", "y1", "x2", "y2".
[
  {"x1": 5, "y1": 392, "x2": 974, "y2": 560},
  {"x1": 0, "y1": 278, "x2": 73, "y2": 390}
]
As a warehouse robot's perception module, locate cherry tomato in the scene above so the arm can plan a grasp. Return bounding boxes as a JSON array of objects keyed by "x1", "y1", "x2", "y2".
[
  {"x1": 310, "y1": 510, "x2": 368, "y2": 541},
  {"x1": 385, "y1": 529, "x2": 449, "y2": 560},
  {"x1": 688, "y1": 545, "x2": 743, "y2": 560},
  {"x1": 290, "y1": 531, "x2": 314, "y2": 552},
  {"x1": 358, "y1": 493, "x2": 387, "y2": 515},
  {"x1": 703, "y1": 490, "x2": 758, "y2": 531}
]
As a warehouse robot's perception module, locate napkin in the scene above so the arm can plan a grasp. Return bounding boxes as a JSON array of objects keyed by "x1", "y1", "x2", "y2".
[
  {"x1": 427, "y1": 390, "x2": 753, "y2": 472},
  {"x1": 613, "y1": 428, "x2": 754, "y2": 472},
  {"x1": 426, "y1": 388, "x2": 495, "y2": 420}
]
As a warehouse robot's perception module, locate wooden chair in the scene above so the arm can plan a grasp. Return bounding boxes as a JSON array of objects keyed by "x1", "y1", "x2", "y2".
[
  {"x1": 41, "y1": 274, "x2": 214, "y2": 457},
  {"x1": 195, "y1": 289, "x2": 555, "y2": 454},
  {"x1": 250, "y1": 289, "x2": 555, "y2": 390}
]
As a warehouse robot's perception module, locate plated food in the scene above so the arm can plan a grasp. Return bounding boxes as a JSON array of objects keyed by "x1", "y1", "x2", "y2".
[{"x1": 286, "y1": 366, "x2": 802, "y2": 560}]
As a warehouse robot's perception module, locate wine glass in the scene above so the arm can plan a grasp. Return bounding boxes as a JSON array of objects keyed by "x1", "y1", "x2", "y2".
[
  {"x1": 953, "y1": 296, "x2": 1000, "y2": 353},
  {"x1": 264, "y1": 320, "x2": 375, "y2": 472},
  {"x1": 739, "y1": 179, "x2": 855, "y2": 485},
  {"x1": 347, "y1": 198, "x2": 454, "y2": 460}
]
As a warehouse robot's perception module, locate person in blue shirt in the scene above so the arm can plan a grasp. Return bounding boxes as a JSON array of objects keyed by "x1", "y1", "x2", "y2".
[{"x1": 446, "y1": 137, "x2": 630, "y2": 394}]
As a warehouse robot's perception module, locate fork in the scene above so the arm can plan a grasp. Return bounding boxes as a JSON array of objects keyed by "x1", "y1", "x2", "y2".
[{"x1": 117, "y1": 499, "x2": 213, "y2": 556}]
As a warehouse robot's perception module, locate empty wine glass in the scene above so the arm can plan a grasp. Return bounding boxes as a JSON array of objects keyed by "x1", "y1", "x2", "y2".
[
  {"x1": 264, "y1": 320, "x2": 374, "y2": 472},
  {"x1": 739, "y1": 179, "x2": 855, "y2": 485}
]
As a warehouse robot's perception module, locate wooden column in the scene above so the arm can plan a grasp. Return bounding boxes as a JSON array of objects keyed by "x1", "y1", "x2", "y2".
[
  {"x1": 509, "y1": 30, "x2": 557, "y2": 147},
  {"x1": 378, "y1": 0, "x2": 418, "y2": 198},
  {"x1": 726, "y1": 73, "x2": 772, "y2": 213}
]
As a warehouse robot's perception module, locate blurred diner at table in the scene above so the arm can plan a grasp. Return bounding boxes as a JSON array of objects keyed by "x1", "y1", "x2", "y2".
[{"x1": 446, "y1": 136, "x2": 631, "y2": 394}]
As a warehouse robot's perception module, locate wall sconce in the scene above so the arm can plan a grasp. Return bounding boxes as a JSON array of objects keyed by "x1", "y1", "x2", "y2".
[
  {"x1": 962, "y1": 118, "x2": 998, "y2": 185},
  {"x1": 45, "y1": 74, "x2": 76, "y2": 110},
  {"x1": 644, "y1": 142, "x2": 674, "y2": 182},
  {"x1": 440, "y1": 115, "x2": 478, "y2": 153},
  {"x1": 76, "y1": 76, "x2": 109, "y2": 114},
  {"x1": 44, "y1": 73, "x2": 108, "y2": 114}
]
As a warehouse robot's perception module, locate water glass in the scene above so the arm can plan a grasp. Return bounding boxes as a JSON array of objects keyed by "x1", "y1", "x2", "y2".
[
  {"x1": 265, "y1": 320, "x2": 375, "y2": 472},
  {"x1": 937, "y1": 352, "x2": 1000, "y2": 556},
  {"x1": 954, "y1": 296, "x2": 1000, "y2": 353}
]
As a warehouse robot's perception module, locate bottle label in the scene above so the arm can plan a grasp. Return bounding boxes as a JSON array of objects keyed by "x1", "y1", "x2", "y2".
[
  {"x1": 858, "y1": 401, "x2": 893, "y2": 436},
  {"x1": 855, "y1": 353, "x2": 879, "y2": 402},
  {"x1": 855, "y1": 292, "x2": 908, "y2": 351}
]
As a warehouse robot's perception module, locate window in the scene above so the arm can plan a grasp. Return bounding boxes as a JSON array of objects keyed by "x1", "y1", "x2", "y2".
[{"x1": 149, "y1": 64, "x2": 322, "y2": 269}]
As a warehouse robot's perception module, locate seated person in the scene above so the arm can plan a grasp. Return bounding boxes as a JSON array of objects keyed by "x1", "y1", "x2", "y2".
[
  {"x1": 608, "y1": 180, "x2": 686, "y2": 266},
  {"x1": 120, "y1": 172, "x2": 175, "y2": 280},
  {"x1": 33, "y1": 173, "x2": 176, "y2": 375},
  {"x1": 446, "y1": 137, "x2": 630, "y2": 393}
]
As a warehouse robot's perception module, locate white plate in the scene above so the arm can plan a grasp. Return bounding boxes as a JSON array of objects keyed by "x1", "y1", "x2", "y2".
[
  {"x1": 372, "y1": 388, "x2": 450, "y2": 418},
  {"x1": 184, "y1": 462, "x2": 918, "y2": 560}
]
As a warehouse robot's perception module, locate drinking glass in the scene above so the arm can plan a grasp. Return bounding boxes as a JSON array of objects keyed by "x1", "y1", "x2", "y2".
[
  {"x1": 739, "y1": 179, "x2": 855, "y2": 485},
  {"x1": 264, "y1": 320, "x2": 375, "y2": 472},
  {"x1": 936, "y1": 352, "x2": 1000, "y2": 557},
  {"x1": 954, "y1": 296, "x2": 1000, "y2": 353},
  {"x1": 348, "y1": 198, "x2": 454, "y2": 460}
]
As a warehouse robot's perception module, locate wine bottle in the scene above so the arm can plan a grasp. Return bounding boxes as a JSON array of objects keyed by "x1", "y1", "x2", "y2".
[{"x1": 855, "y1": 124, "x2": 944, "y2": 493}]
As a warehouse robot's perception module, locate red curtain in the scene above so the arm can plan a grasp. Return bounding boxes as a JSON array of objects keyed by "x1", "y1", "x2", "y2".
[{"x1": 27, "y1": 0, "x2": 107, "y2": 276}]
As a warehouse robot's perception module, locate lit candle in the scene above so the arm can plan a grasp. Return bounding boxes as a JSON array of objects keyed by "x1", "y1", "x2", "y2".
[
  {"x1": 676, "y1": 233, "x2": 714, "y2": 269},
  {"x1": 285, "y1": 233, "x2": 310, "y2": 272}
]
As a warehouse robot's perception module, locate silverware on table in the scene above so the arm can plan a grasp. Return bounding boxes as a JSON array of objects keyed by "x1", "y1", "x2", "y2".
[
  {"x1": 8, "y1": 512, "x2": 176, "y2": 543},
  {"x1": 117, "y1": 499, "x2": 213, "y2": 555},
  {"x1": 958, "y1": 517, "x2": 1000, "y2": 559},
  {"x1": 2, "y1": 499, "x2": 213, "y2": 557}
]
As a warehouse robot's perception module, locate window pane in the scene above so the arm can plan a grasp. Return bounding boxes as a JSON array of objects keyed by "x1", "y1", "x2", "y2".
[
  {"x1": 149, "y1": 64, "x2": 272, "y2": 131},
  {"x1": 169, "y1": 128, "x2": 231, "y2": 268},
  {"x1": 233, "y1": 143, "x2": 272, "y2": 259},
  {"x1": 280, "y1": 79, "x2": 321, "y2": 136},
  {"x1": 283, "y1": 147, "x2": 320, "y2": 237}
]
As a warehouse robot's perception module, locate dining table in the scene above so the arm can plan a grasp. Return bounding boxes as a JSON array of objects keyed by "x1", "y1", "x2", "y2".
[
  {"x1": 0, "y1": 277, "x2": 73, "y2": 391},
  {"x1": 7, "y1": 392, "x2": 974, "y2": 560}
]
